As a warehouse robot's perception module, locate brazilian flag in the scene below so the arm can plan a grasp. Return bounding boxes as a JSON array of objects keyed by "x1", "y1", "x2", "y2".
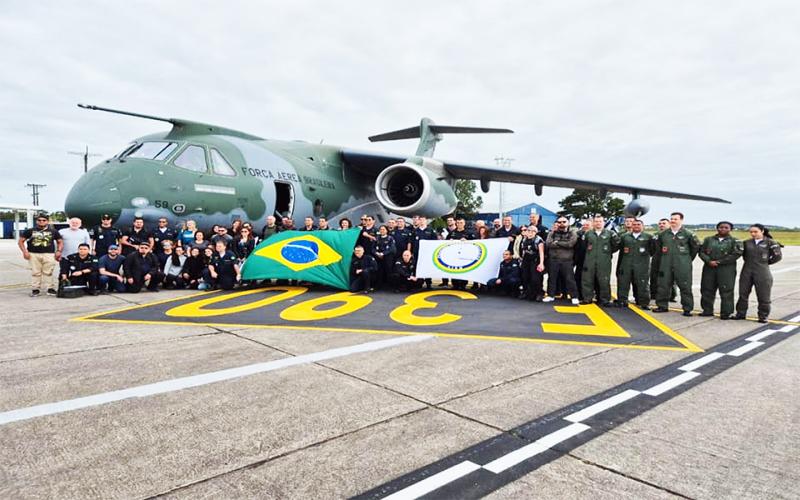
[{"x1": 241, "y1": 229, "x2": 360, "y2": 290}]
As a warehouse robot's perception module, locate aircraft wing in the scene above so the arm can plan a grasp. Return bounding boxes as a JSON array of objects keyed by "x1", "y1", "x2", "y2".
[{"x1": 340, "y1": 150, "x2": 731, "y2": 204}]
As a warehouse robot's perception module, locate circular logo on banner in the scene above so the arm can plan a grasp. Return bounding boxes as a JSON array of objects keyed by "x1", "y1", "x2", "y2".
[{"x1": 433, "y1": 242, "x2": 487, "y2": 273}]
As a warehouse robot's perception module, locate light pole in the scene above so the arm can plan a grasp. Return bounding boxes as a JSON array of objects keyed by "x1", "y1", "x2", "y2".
[
  {"x1": 25, "y1": 183, "x2": 46, "y2": 206},
  {"x1": 68, "y1": 146, "x2": 101, "y2": 174},
  {"x1": 493, "y1": 156, "x2": 514, "y2": 218}
]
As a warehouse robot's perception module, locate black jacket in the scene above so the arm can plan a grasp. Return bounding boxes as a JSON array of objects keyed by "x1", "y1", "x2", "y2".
[
  {"x1": 123, "y1": 252, "x2": 160, "y2": 279},
  {"x1": 350, "y1": 254, "x2": 378, "y2": 279}
]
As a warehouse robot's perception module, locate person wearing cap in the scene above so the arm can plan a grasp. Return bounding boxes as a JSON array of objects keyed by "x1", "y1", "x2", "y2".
[
  {"x1": 90, "y1": 214, "x2": 122, "y2": 257},
  {"x1": 19, "y1": 213, "x2": 63, "y2": 297},
  {"x1": 98, "y1": 244, "x2": 126, "y2": 292},
  {"x1": 123, "y1": 242, "x2": 162, "y2": 292}
]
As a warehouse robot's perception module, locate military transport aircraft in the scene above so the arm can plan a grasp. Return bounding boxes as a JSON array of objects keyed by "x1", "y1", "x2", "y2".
[{"x1": 65, "y1": 104, "x2": 730, "y2": 230}]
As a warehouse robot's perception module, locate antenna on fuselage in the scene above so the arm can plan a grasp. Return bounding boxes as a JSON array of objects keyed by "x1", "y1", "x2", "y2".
[{"x1": 77, "y1": 104, "x2": 176, "y2": 125}]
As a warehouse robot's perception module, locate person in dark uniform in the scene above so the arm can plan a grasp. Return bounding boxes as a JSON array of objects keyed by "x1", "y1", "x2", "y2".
[
  {"x1": 317, "y1": 217, "x2": 331, "y2": 230},
  {"x1": 98, "y1": 244, "x2": 126, "y2": 292},
  {"x1": 205, "y1": 240, "x2": 241, "y2": 290},
  {"x1": 616, "y1": 219, "x2": 655, "y2": 309},
  {"x1": 581, "y1": 215, "x2": 620, "y2": 306},
  {"x1": 650, "y1": 218, "x2": 677, "y2": 302},
  {"x1": 445, "y1": 217, "x2": 474, "y2": 290},
  {"x1": 390, "y1": 250, "x2": 422, "y2": 292},
  {"x1": 487, "y1": 250, "x2": 522, "y2": 296},
  {"x1": 573, "y1": 219, "x2": 591, "y2": 301},
  {"x1": 372, "y1": 225, "x2": 397, "y2": 288},
  {"x1": 90, "y1": 214, "x2": 121, "y2": 257},
  {"x1": 528, "y1": 213, "x2": 549, "y2": 242},
  {"x1": 735, "y1": 224, "x2": 782, "y2": 323},
  {"x1": 123, "y1": 242, "x2": 162, "y2": 292},
  {"x1": 182, "y1": 247, "x2": 206, "y2": 289},
  {"x1": 495, "y1": 216, "x2": 520, "y2": 251},
  {"x1": 152, "y1": 217, "x2": 178, "y2": 256},
  {"x1": 391, "y1": 218, "x2": 413, "y2": 255},
  {"x1": 439, "y1": 216, "x2": 457, "y2": 288},
  {"x1": 699, "y1": 221, "x2": 743, "y2": 319},
  {"x1": 544, "y1": 217, "x2": 580, "y2": 304},
  {"x1": 299, "y1": 217, "x2": 317, "y2": 231},
  {"x1": 350, "y1": 245, "x2": 378, "y2": 293},
  {"x1": 357, "y1": 215, "x2": 378, "y2": 255},
  {"x1": 233, "y1": 226, "x2": 256, "y2": 261},
  {"x1": 413, "y1": 217, "x2": 438, "y2": 289},
  {"x1": 59, "y1": 243, "x2": 99, "y2": 295},
  {"x1": 652, "y1": 212, "x2": 701, "y2": 316},
  {"x1": 519, "y1": 226, "x2": 545, "y2": 300},
  {"x1": 120, "y1": 217, "x2": 154, "y2": 256}
]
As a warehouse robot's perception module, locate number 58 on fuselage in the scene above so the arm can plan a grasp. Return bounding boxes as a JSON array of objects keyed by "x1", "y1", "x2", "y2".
[{"x1": 65, "y1": 104, "x2": 730, "y2": 231}]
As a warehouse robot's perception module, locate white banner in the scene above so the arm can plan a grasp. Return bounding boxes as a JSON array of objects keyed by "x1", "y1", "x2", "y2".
[{"x1": 416, "y1": 238, "x2": 510, "y2": 284}]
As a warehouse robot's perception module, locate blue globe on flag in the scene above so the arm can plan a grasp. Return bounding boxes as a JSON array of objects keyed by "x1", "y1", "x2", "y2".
[{"x1": 280, "y1": 240, "x2": 319, "y2": 264}]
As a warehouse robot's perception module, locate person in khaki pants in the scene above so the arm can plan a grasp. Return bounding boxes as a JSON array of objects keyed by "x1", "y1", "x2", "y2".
[{"x1": 18, "y1": 213, "x2": 63, "y2": 296}]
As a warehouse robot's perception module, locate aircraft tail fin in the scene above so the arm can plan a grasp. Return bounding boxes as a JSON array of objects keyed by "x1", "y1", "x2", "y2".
[{"x1": 368, "y1": 118, "x2": 513, "y2": 157}]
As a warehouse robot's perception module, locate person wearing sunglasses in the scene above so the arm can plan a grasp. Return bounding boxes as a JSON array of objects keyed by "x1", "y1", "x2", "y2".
[{"x1": 543, "y1": 217, "x2": 580, "y2": 304}]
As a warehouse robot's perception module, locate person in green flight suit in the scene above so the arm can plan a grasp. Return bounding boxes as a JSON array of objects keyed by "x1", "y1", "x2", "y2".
[
  {"x1": 616, "y1": 219, "x2": 656, "y2": 309},
  {"x1": 650, "y1": 218, "x2": 677, "y2": 303},
  {"x1": 581, "y1": 215, "x2": 620, "y2": 306},
  {"x1": 698, "y1": 221, "x2": 743, "y2": 319},
  {"x1": 652, "y1": 212, "x2": 701, "y2": 316}
]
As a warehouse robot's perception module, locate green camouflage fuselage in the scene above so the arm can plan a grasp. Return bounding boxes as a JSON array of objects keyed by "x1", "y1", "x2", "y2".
[{"x1": 65, "y1": 127, "x2": 385, "y2": 231}]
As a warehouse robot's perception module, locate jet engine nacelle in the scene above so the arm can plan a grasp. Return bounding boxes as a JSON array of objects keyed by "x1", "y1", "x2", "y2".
[
  {"x1": 624, "y1": 198, "x2": 650, "y2": 217},
  {"x1": 374, "y1": 161, "x2": 457, "y2": 217}
]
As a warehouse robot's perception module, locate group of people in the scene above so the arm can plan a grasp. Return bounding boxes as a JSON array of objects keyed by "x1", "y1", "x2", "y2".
[
  {"x1": 346, "y1": 211, "x2": 783, "y2": 324},
  {"x1": 18, "y1": 210, "x2": 783, "y2": 322}
]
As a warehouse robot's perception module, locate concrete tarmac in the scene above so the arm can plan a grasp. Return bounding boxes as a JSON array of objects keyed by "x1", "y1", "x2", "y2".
[{"x1": 0, "y1": 240, "x2": 798, "y2": 499}]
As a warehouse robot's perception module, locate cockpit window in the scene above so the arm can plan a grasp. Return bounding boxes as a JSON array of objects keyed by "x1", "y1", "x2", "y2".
[
  {"x1": 115, "y1": 143, "x2": 137, "y2": 158},
  {"x1": 210, "y1": 149, "x2": 237, "y2": 176},
  {"x1": 173, "y1": 145, "x2": 208, "y2": 173},
  {"x1": 123, "y1": 142, "x2": 178, "y2": 161}
]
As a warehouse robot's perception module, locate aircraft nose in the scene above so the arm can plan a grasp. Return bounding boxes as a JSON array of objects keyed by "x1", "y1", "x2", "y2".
[{"x1": 65, "y1": 173, "x2": 122, "y2": 225}]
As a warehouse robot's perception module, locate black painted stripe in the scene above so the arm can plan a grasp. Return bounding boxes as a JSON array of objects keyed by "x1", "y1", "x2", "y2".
[{"x1": 353, "y1": 313, "x2": 799, "y2": 500}]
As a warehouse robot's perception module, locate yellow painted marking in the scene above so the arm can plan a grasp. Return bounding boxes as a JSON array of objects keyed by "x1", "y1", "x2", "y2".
[
  {"x1": 628, "y1": 304, "x2": 703, "y2": 352},
  {"x1": 166, "y1": 287, "x2": 307, "y2": 317},
  {"x1": 541, "y1": 303, "x2": 630, "y2": 338},
  {"x1": 72, "y1": 290, "x2": 221, "y2": 321},
  {"x1": 666, "y1": 306, "x2": 800, "y2": 326},
  {"x1": 390, "y1": 290, "x2": 477, "y2": 326},
  {"x1": 280, "y1": 291, "x2": 372, "y2": 321},
  {"x1": 73, "y1": 316, "x2": 703, "y2": 352}
]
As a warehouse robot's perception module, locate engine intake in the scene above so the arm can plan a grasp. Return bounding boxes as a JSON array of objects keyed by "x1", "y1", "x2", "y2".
[
  {"x1": 624, "y1": 198, "x2": 650, "y2": 217},
  {"x1": 374, "y1": 162, "x2": 457, "y2": 217}
]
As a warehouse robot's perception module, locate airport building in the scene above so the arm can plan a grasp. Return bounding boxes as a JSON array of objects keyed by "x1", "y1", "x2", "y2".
[{"x1": 474, "y1": 202, "x2": 558, "y2": 228}]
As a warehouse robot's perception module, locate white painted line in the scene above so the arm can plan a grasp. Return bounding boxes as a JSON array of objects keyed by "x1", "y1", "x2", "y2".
[
  {"x1": 483, "y1": 423, "x2": 590, "y2": 474},
  {"x1": 791, "y1": 314, "x2": 800, "y2": 323},
  {"x1": 643, "y1": 371, "x2": 701, "y2": 396},
  {"x1": 0, "y1": 335, "x2": 433, "y2": 426},
  {"x1": 383, "y1": 461, "x2": 481, "y2": 500},
  {"x1": 678, "y1": 352, "x2": 727, "y2": 372},
  {"x1": 564, "y1": 390, "x2": 640, "y2": 423},
  {"x1": 727, "y1": 341, "x2": 764, "y2": 357},
  {"x1": 746, "y1": 329, "x2": 779, "y2": 342},
  {"x1": 779, "y1": 324, "x2": 797, "y2": 333}
]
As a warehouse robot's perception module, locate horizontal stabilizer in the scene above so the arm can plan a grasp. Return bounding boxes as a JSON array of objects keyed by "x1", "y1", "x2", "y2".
[{"x1": 368, "y1": 117, "x2": 513, "y2": 157}]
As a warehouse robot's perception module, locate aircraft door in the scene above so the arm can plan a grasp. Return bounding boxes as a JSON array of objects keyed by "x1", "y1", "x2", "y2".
[{"x1": 274, "y1": 181, "x2": 294, "y2": 218}]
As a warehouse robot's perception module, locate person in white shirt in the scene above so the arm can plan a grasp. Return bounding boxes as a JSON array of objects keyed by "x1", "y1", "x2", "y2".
[{"x1": 59, "y1": 218, "x2": 91, "y2": 258}]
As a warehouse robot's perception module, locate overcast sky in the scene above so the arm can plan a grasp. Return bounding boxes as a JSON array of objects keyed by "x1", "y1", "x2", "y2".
[{"x1": 1, "y1": 1, "x2": 798, "y2": 227}]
